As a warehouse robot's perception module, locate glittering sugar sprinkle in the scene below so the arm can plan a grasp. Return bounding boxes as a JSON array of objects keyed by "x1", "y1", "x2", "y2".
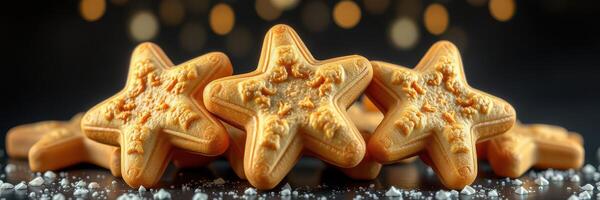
[
  {"x1": 73, "y1": 188, "x2": 89, "y2": 197},
  {"x1": 579, "y1": 191, "x2": 591, "y2": 200},
  {"x1": 535, "y1": 177, "x2": 549, "y2": 186},
  {"x1": 281, "y1": 184, "x2": 291, "y2": 196},
  {"x1": 487, "y1": 189, "x2": 498, "y2": 197},
  {"x1": 511, "y1": 179, "x2": 523, "y2": 186},
  {"x1": 192, "y1": 192, "x2": 208, "y2": 200},
  {"x1": 0, "y1": 183, "x2": 14, "y2": 190},
  {"x1": 14, "y1": 181, "x2": 27, "y2": 190},
  {"x1": 28, "y1": 177, "x2": 44, "y2": 186},
  {"x1": 435, "y1": 190, "x2": 451, "y2": 200},
  {"x1": 244, "y1": 187, "x2": 257, "y2": 196},
  {"x1": 43, "y1": 171, "x2": 57, "y2": 180},
  {"x1": 139, "y1": 186, "x2": 147, "y2": 193},
  {"x1": 581, "y1": 184, "x2": 594, "y2": 191},
  {"x1": 515, "y1": 187, "x2": 528, "y2": 195},
  {"x1": 153, "y1": 189, "x2": 171, "y2": 200},
  {"x1": 88, "y1": 182, "x2": 100, "y2": 189},
  {"x1": 385, "y1": 186, "x2": 402, "y2": 197},
  {"x1": 460, "y1": 186, "x2": 476, "y2": 195},
  {"x1": 571, "y1": 175, "x2": 581, "y2": 182},
  {"x1": 583, "y1": 164, "x2": 596, "y2": 174}
]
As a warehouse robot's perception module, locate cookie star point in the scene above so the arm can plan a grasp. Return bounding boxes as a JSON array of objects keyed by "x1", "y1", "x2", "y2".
[{"x1": 82, "y1": 42, "x2": 232, "y2": 187}]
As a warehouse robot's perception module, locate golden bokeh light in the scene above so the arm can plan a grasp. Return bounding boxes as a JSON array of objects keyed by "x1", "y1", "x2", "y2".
[
  {"x1": 129, "y1": 11, "x2": 159, "y2": 42},
  {"x1": 363, "y1": 0, "x2": 390, "y2": 15},
  {"x1": 467, "y1": 0, "x2": 487, "y2": 7},
  {"x1": 271, "y1": 0, "x2": 300, "y2": 11},
  {"x1": 390, "y1": 17, "x2": 419, "y2": 50},
  {"x1": 159, "y1": 0, "x2": 185, "y2": 26},
  {"x1": 489, "y1": 0, "x2": 515, "y2": 22},
  {"x1": 302, "y1": 1, "x2": 330, "y2": 32},
  {"x1": 226, "y1": 27, "x2": 253, "y2": 57},
  {"x1": 333, "y1": 1, "x2": 362, "y2": 29},
  {"x1": 209, "y1": 3, "x2": 235, "y2": 35},
  {"x1": 179, "y1": 22, "x2": 207, "y2": 52},
  {"x1": 423, "y1": 3, "x2": 449, "y2": 35},
  {"x1": 80, "y1": 0, "x2": 106, "y2": 22},
  {"x1": 256, "y1": 0, "x2": 282, "y2": 21}
]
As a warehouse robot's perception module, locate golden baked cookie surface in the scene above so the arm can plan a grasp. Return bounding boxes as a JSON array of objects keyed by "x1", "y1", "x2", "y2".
[
  {"x1": 204, "y1": 24, "x2": 372, "y2": 189},
  {"x1": 367, "y1": 41, "x2": 516, "y2": 189},
  {"x1": 483, "y1": 123, "x2": 584, "y2": 178},
  {"x1": 82, "y1": 42, "x2": 232, "y2": 187}
]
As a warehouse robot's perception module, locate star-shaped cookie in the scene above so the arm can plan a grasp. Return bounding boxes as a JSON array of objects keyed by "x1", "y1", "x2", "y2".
[
  {"x1": 171, "y1": 122, "x2": 247, "y2": 179},
  {"x1": 366, "y1": 41, "x2": 516, "y2": 189},
  {"x1": 6, "y1": 118, "x2": 71, "y2": 159},
  {"x1": 15, "y1": 114, "x2": 122, "y2": 176},
  {"x1": 203, "y1": 24, "x2": 372, "y2": 189},
  {"x1": 81, "y1": 43, "x2": 232, "y2": 187},
  {"x1": 479, "y1": 123, "x2": 584, "y2": 178}
]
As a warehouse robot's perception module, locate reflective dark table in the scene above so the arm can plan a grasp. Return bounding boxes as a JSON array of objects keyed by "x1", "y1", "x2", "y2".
[{"x1": 0, "y1": 154, "x2": 598, "y2": 199}]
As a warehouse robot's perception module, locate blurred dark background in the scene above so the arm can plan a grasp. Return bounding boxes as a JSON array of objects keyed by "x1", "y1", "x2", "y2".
[{"x1": 1, "y1": 0, "x2": 599, "y2": 162}]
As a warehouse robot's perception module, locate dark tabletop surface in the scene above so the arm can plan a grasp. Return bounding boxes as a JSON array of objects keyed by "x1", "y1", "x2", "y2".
[{"x1": 1, "y1": 153, "x2": 599, "y2": 200}]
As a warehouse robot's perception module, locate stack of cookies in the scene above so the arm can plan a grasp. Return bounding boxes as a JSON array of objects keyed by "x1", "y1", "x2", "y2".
[{"x1": 5, "y1": 24, "x2": 584, "y2": 190}]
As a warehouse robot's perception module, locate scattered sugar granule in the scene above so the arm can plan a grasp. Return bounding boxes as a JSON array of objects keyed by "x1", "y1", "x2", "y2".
[
  {"x1": 153, "y1": 189, "x2": 171, "y2": 199},
  {"x1": 213, "y1": 178, "x2": 226, "y2": 185},
  {"x1": 139, "y1": 186, "x2": 147, "y2": 193},
  {"x1": 118, "y1": 193, "x2": 142, "y2": 200},
  {"x1": 192, "y1": 192, "x2": 208, "y2": 200},
  {"x1": 244, "y1": 187, "x2": 257, "y2": 196},
  {"x1": 450, "y1": 190, "x2": 459, "y2": 197},
  {"x1": 4, "y1": 164, "x2": 16, "y2": 173},
  {"x1": 112, "y1": 180, "x2": 118, "y2": 185},
  {"x1": 88, "y1": 182, "x2": 100, "y2": 189},
  {"x1": 292, "y1": 190, "x2": 299, "y2": 196},
  {"x1": 76, "y1": 180, "x2": 87, "y2": 188},
  {"x1": 581, "y1": 184, "x2": 594, "y2": 191},
  {"x1": 29, "y1": 192, "x2": 36, "y2": 198},
  {"x1": 281, "y1": 187, "x2": 291, "y2": 196},
  {"x1": 29, "y1": 177, "x2": 44, "y2": 186},
  {"x1": 515, "y1": 187, "x2": 528, "y2": 195},
  {"x1": 14, "y1": 181, "x2": 27, "y2": 190},
  {"x1": 92, "y1": 191, "x2": 100, "y2": 198},
  {"x1": 73, "y1": 188, "x2": 89, "y2": 196},
  {"x1": 44, "y1": 171, "x2": 57, "y2": 180},
  {"x1": 384, "y1": 186, "x2": 402, "y2": 197},
  {"x1": 488, "y1": 189, "x2": 498, "y2": 197},
  {"x1": 579, "y1": 191, "x2": 591, "y2": 200},
  {"x1": 571, "y1": 175, "x2": 581, "y2": 182},
  {"x1": 551, "y1": 174, "x2": 564, "y2": 182},
  {"x1": 568, "y1": 195, "x2": 580, "y2": 200},
  {"x1": 0, "y1": 183, "x2": 14, "y2": 190},
  {"x1": 434, "y1": 190, "x2": 451, "y2": 200},
  {"x1": 512, "y1": 179, "x2": 523, "y2": 186},
  {"x1": 583, "y1": 164, "x2": 596, "y2": 174},
  {"x1": 535, "y1": 177, "x2": 549, "y2": 186},
  {"x1": 460, "y1": 186, "x2": 476, "y2": 195},
  {"x1": 59, "y1": 178, "x2": 69, "y2": 187},
  {"x1": 52, "y1": 193, "x2": 66, "y2": 200}
]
